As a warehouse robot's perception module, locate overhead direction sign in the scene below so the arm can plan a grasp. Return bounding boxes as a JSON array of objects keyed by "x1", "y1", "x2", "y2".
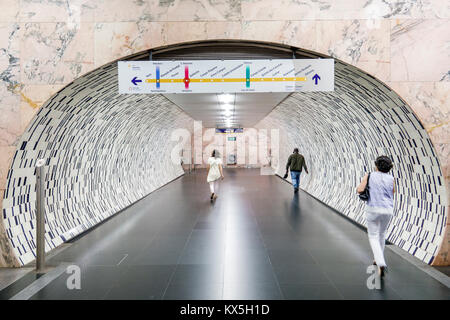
[{"x1": 118, "y1": 59, "x2": 334, "y2": 94}]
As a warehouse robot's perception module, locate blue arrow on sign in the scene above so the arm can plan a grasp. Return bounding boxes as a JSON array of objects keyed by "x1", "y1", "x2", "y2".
[
  {"x1": 131, "y1": 76, "x2": 142, "y2": 85},
  {"x1": 312, "y1": 74, "x2": 321, "y2": 85}
]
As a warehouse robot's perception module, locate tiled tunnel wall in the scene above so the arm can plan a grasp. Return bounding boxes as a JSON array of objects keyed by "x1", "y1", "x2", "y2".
[
  {"x1": 1, "y1": 63, "x2": 194, "y2": 266},
  {"x1": 0, "y1": 57, "x2": 447, "y2": 266},
  {"x1": 256, "y1": 60, "x2": 448, "y2": 264}
]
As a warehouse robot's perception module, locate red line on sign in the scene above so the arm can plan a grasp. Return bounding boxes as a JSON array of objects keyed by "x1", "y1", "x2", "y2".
[{"x1": 184, "y1": 66, "x2": 190, "y2": 89}]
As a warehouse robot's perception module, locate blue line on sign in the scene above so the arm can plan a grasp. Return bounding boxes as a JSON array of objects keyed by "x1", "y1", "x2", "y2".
[{"x1": 156, "y1": 66, "x2": 160, "y2": 89}]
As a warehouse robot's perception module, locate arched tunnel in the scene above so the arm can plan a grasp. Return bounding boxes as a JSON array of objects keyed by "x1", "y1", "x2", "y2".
[{"x1": 0, "y1": 40, "x2": 448, "y2": 299}]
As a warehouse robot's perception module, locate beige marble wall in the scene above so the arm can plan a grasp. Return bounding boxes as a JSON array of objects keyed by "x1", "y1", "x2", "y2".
[{"x1": 0, "y1": 0, "x2": 448, "y2": 265}]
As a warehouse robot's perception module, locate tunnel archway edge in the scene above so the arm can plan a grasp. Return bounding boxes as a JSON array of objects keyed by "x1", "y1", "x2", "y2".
[{"x1": 0, "y1": 40, "x2": 448, "y2": 267}]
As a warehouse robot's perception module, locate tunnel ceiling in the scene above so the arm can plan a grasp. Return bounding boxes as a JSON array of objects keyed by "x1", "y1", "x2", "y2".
[
  {"x1": 1, "y1": 40, "x2": 447, "y2": 266},
  {"x1": 164, "y1": 92, "x2": 290, "y2": 128}
]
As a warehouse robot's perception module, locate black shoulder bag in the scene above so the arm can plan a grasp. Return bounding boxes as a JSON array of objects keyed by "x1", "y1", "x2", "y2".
[{"x1": 358, "y1": 173, "x2": 370, "y2": 201}]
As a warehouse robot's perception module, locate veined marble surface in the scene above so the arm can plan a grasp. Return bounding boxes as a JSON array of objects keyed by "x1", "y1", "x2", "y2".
[
  {"x1": 241, "y1": 0, "x2": 450, "y2": 20},
  {"x1": 391, "y1": 19, "x2": 450, "y2": 82},
  {"x1": 20, "y1": 22, "x2": 94, "y2": 84}
]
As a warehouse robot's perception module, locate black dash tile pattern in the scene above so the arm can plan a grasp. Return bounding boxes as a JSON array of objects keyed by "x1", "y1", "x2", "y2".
[
  {"x1": 1, "y1": 63, "x2": 194, "y2": 265},
  {"x1": 1, "y1": 59, "x2": 447, "y2": 268},
  {"x1": 257, "y1": 60, "x2": 447, "y2": 265}
]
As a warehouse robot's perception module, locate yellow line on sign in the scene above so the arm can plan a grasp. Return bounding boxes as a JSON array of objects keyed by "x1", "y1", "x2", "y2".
[
  {"x1": 144, "y1": 77, "x2": 307, "y2": 83},
  {"x1": 145, "y1": 79, "x2": 184, "y2": 83},
  {"x1": 252, "y1": 77, "x2": 306, "y2": 82}
]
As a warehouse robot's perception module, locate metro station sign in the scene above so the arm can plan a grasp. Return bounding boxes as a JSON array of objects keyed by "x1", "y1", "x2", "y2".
[
  {"x1": 118, "y1": 59, "x2": 334, "y2": 94},
  {"x1": 215, "y1": 128, "x2": 244, "y2": 134}
]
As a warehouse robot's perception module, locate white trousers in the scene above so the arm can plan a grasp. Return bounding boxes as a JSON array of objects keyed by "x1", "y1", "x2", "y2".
[
  {"x1": 366, "y1": 211, "x2": 392, "y2": 267},
  {"x1": 209, "y1": 180, "x2": 219, "y2": 193}
]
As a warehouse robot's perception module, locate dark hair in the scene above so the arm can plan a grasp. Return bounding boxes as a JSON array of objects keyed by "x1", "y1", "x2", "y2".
[
  {"x1": 375, "y1": 156, "x2": 393, "y2": 173},
  {"x1": 293, "y1": 148, "x2": 299, "y2": 153},
  {"x1": 212, "y1": 150, "x2": 217, "y2": 158}
]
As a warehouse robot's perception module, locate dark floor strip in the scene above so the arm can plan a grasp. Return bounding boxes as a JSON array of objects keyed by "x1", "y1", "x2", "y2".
[{"x1": 0, "y1": 271, "x2": 41, "y2": 300}]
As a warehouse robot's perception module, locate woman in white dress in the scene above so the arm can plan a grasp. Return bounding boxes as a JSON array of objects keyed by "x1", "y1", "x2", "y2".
[{"x1": 207, "y1": 150, "x2": 224, "y2": 201}]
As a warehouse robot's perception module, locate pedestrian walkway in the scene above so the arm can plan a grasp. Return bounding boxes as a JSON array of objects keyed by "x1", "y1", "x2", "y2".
[{"x1": 2, "y1": 169, "x2": 449, "y2": 300}]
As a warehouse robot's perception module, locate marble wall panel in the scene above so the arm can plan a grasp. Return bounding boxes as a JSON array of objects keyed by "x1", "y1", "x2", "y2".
[
  {"x1": 388, "y1": 82, "x2": 450, "y2": 129},
  {"x1": 205, "y1": 21, "x2": 242, "y2": 40},
  {"x1": 19, "y1": 0, "x2": 95, "y2": 23},
  {"x1": 20, "y1": 22, "x2": 94, "y2": 84},
  {"x1": 94, "y1": 21, "x2": 155, "y2": 67},
  {"x1": 316, "y1": 19, "x2": 390, "y2": 81},
  {"x1": 242, "y1": 0, "x2": 450, "y2": 20},
  {"x1": 317, "y1": 0, "x2": 450, "y2": 20},
  {"x1": 241, "y1": 0, "x2": 320, "y2": 21},
  {"x1": 92, "y1": 0, "x2": 241, "y2": 22},
  {"x1": 0, "y1": 0, "x2": 19, "y2": 22},
  {"x1": 165, "y1": 0, "x2": 241, "y2": 21},
  {"x1": 166, "y1": 21, "x2": 207, "y2": 45},
  {"x1": 391, "y1": 19, "x2": 450, "y2": 82},
  {"x1": 242, "y1": 20, "x2": 316, "y2": 52},
  {"x1": 93, "y1": 0, "x2": 153, "y2": 22},
  {"x1": 0, "y1": 22, "x2": 20, "y2": 104},
  {"x1": 19, "y1": 84, "x2": 63, "y2": 132},
  {"x1": 0, "y1": 87, "x2": 20, "y2": 146}
]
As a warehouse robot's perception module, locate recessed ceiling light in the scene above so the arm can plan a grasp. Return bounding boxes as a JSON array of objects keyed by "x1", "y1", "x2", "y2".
[{"x1": 218, "y1": 94, "x2": 234, "y2": 104}]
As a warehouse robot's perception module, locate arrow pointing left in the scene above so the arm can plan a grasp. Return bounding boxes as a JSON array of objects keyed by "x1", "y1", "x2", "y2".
[{"x1": 131, "y1": 76, "x2": 142, "y2": 85}]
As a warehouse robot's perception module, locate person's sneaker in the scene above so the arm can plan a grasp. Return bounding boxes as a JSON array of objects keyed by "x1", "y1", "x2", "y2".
[
  {"x1": 210, "y1": 193, "x2": 214, "y2": 201},
  {"x1": 294, "y1": 188, "x2": 299, "y2": 193},
  {"x1": 213, "y1": 194, "x2": 218, "y2": 200}
]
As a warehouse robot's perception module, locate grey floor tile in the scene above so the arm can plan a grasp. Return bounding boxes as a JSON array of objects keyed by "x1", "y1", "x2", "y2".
[
  {"x1": 130, "y1": 249, "x2": 182, "y2": 266},
  {"x1": 390, "y1": 284, "x2": 450, "y2": 300},
  {"x1": 223, "y1": 262, "x2": 278, "y2": 286},
  {"x1": 170, "y1": 264, "x2": 224, "y2": 286},
  {"x1": 280, "y1": 283, "x2": 343, "y2": 300},
  {"x1": 334, "y1": 283, "x2": 403, "y2": 300},
  {"x1": 223, "y1": 282, "x2": 283, "y2": 300},
  {"x1": 268, "y1": 249, "x2": 317, "y2": 266},
  {"x1": 25, "y1": 169, "x2": 450, "y2": 300},
  {"x1": 273, "y1": 263, "x2": 330, "y2": 285},
  {"x1": 163, "y1": 283, "x2": 223, "y2": 300}
]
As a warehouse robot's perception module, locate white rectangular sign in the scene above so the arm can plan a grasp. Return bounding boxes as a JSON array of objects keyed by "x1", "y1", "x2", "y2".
[{"x1": 118, "y1": 59, "x2": 334, "y2": 94}]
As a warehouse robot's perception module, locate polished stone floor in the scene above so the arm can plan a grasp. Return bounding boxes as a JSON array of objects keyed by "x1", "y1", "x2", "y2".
[{"x1": 3, "y1": 168, "x2": 450, "y2": 299}]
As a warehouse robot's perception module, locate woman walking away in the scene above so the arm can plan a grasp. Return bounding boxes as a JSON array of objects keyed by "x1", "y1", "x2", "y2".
[
  {"x1": 357, "y1": 156, "x2": 395, "y2": 278},
  {"x1": 207, "y1": 150, "x2": 224, "y2": 201}
]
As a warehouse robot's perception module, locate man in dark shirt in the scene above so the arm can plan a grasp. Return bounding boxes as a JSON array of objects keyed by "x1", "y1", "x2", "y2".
[{"x1": 285, "y1": 148, "x2": 308, "y2": 193}]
